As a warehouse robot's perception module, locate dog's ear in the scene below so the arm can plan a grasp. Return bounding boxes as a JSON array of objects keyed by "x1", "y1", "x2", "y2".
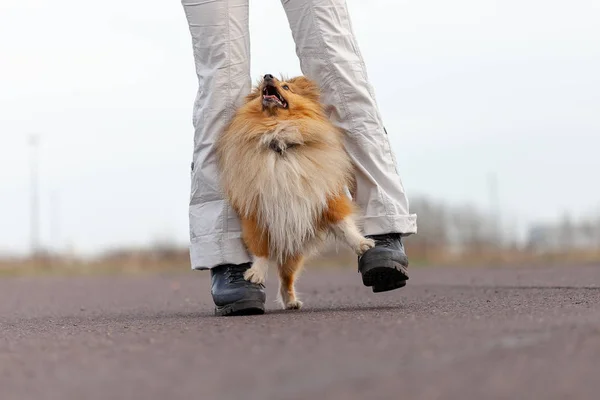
[{"x1": 289, "y1": 76, "x2": 320, "y2": 102}]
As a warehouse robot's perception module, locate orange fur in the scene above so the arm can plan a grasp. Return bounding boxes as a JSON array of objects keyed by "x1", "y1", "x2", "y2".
[
  {"x1": 216, "y1": 74, "x2": 374, "y2": 310},
  {"x1": 278, "y1": 255, "x2": 304, "y2": 309},
  {"x1": 240, "y1": 217, "x2": 269, "y2": 258},
  {"x1": 323, "y1": 195, "x2": 355, "y2": 226}
]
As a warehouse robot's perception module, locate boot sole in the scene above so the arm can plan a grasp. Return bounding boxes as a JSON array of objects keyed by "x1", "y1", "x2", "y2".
[
  {"x1": 214, "y1": 299, "x2": 265, "y2": 317},
  {"x1": 362, "y1": 264, "x2": 408, "y2": 293},
  {"x1": 359, "y1": 251, "x2": 409, "y2": 293}
]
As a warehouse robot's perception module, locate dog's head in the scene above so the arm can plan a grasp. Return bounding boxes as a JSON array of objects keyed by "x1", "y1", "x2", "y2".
[{"x1": 245, "y1": 74, "x2": 322, "y2": 117}]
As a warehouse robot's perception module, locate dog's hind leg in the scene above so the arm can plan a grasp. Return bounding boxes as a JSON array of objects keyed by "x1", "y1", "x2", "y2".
[{"x1": 277, "y1": 255, "x2": 304, "y2": 310}]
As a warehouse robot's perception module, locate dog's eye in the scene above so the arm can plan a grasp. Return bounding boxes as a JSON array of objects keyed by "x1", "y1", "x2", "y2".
[{"x1": 282, "y1": 85, "x2": 289, "y2": 90}]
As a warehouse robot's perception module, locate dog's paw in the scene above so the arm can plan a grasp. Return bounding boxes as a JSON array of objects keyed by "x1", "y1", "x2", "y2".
[
  {"x1": 285, "y1": 300, "x2": 303, "y2": 310},
  {"x1": 355, "y1": 237, "x2": 376, "y2": 255},
  {"x1": 244, "y1": 267, "x2": 266, "y2": 285}
]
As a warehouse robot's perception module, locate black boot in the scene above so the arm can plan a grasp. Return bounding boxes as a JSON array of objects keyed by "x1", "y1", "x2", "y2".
[
  {"x1": 358, "y1": 233, "x2": 409, "y2": 293},
  {"x1": 210, "y1": 263, "x2": 266, "y2": 316}
]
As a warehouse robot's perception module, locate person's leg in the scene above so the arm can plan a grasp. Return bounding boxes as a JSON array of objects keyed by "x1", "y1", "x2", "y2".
[
  {"x1": 280, "y1": 0, "x2": 417, "y2": 291},
  {"x1": 181, "y1": 0, "x2": 265, "y2": 315}
]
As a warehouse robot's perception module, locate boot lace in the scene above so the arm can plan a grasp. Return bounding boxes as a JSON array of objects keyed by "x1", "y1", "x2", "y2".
[
  {"x1": 369, "y1": 233, "x2": 403, "y2": 248},
  {"x1": 224, "y1": 265, "x2": 247, "y2": 283}
]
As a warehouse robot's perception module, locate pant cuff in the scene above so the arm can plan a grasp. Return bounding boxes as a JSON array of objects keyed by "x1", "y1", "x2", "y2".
[
  {"x1": 361, "y1": 214, "x2": 418, "y2": 237},
  {"x1": 189, "y1": 234, "x2": 252, "y2": 270}
]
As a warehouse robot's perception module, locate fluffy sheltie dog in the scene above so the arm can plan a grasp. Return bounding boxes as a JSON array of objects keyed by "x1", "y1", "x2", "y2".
[{"x1": 216, "y1": 74, "x2": 374, "y2": 310}]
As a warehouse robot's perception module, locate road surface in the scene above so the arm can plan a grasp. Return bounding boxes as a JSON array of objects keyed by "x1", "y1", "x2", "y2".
[{"x1": 2, "y1": 264, "x2": 600, "y2": 400}]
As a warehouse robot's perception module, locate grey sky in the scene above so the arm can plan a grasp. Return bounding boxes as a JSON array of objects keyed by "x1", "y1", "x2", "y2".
[{"x1": 1, "y1": 0, "x2": 598, "y2": 255}]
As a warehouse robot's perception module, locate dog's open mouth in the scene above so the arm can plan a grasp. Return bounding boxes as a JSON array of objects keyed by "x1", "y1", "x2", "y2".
[{"x1": 262, "y1": 84, "x2": 288, "y2": 109}]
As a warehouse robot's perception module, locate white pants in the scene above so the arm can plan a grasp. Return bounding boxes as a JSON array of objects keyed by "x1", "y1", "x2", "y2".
[{"x1": 181, "y1": 0, "x2": 417, "y2": 270}]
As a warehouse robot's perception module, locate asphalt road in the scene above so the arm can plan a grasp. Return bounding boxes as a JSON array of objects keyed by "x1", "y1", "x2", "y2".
[{"x1": 2, "y1": 264, "x2": 600, "y2": 400}]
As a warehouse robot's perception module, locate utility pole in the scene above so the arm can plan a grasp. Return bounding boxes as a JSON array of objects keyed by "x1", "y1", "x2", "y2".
[
  {"x1": 29, "y1": 134, "x2": 40, "y2": 256},
  {"x1": 487, "y1": 171, "x2": 501, "y2": 244},
  {"x1": 50, "y1": 190, "x2": 59, "y2": 253}
]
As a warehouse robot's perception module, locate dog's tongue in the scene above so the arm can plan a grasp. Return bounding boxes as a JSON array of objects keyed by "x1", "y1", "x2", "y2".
[{"x1": 264, "y1": 95, "x2": 278, "y2": 101}]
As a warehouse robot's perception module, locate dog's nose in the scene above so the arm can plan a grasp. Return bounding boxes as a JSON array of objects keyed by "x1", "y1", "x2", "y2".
[{"x1": 264, "y1": 74, "x2": 274, "y2": 81}]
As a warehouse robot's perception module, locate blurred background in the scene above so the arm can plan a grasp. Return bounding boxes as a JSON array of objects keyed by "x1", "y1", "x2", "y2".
[{"x1": 1, "y1": 0, "x2": 598, "y2": 274}]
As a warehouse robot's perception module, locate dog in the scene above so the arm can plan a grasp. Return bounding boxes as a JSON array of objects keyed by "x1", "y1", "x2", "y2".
[{"x1": 216, "y1": 74, "x2": 375, "y2": 310}]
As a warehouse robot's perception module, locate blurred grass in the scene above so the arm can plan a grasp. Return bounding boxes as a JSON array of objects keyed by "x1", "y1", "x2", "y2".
[{"x1": 2, "y1": 242, "x2": 600, "y2": 277}]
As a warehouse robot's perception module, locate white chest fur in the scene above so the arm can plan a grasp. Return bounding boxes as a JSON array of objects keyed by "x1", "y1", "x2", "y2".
[
  {"x1": 221, "y1": 120, "x2": 352, "y2": 261},
  {"x1": 255, "y1": 123, "x2": 328, "y2": 260}
]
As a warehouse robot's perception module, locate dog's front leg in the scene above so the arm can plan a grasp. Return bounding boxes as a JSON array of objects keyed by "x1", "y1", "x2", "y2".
[
  {"x1": 244, "y1": 257, "x2": 271, "y2": 285},
  {"x1": 324, "y1": 196, "x2": 375, "y2": 256},
  {"x1": 331, "y1": 217, "x2": 375, "y2": 256},
  {"x1": 240, "y1": 217, "x2": 271, "y2": 285}
]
